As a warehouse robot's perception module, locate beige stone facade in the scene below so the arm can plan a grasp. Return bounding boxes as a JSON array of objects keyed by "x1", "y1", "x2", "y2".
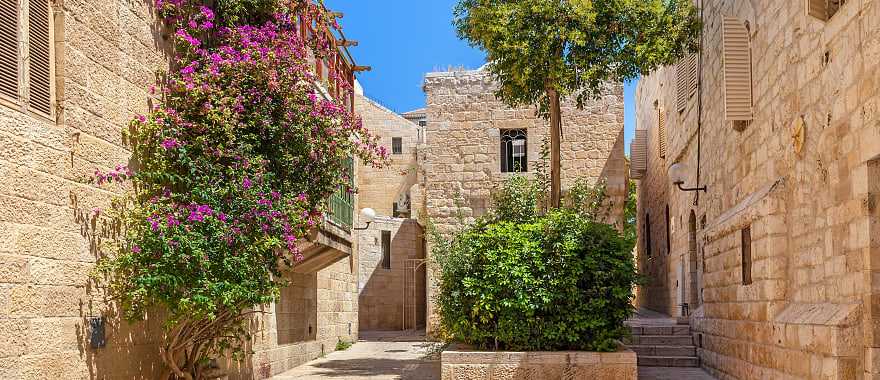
[
  {"x1": 354, "y1": 94, "x2": 428, "y2": 332},
  {"x1": 420, "y1": 67, "x2": 627, "y2": 332},
  {"x1": 0, "y1": 1, "x2": 360, "y2": 378},
  {"x1": 635, "y1": 0, "x2": 880, "y2": 378}
]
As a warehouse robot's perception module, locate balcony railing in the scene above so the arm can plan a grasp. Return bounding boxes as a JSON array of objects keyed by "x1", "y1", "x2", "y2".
[
  {"x1": 296, "y1": 2, "x2": 358, "y2": 113},
  {"x1": 328, "y1": 158, "x2": 354, "y2": 229}
]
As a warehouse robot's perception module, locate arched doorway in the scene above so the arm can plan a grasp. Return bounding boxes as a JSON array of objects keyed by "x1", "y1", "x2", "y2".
[{"x1": 688, "y1": 211, "x2": 700, "y2": 308}]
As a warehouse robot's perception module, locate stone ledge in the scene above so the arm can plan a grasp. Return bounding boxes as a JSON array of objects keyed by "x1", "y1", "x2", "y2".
[{"x1": 441, "y1": 345, "x2": 637, "y2": 380}]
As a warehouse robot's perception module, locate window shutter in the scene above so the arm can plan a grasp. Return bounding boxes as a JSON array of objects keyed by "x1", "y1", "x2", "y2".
[
  {"x1": 630, "y1": 129, "x2": 648, "y2": 180},
  {"x1": 28, "y1": 0, "x2": 51, "y2": 115},
  {"x1": 676, "y1": 54, "x2": 698, "y2": 113},
  {"x1": 722, "y1": 17, "x2": 753, "y2": 123},
  {"x1": 0, "y1": 0, "x2": 18, "y2": 101},
  {"x1": 658, "y1": 108, "x2": 667, "y2": 159},
  {"x1": 807, "y1": 0, "x2": 828, "y2": 21}
]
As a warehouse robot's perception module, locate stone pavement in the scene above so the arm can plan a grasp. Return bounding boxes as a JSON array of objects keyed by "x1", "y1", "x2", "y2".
[
  {"x1": 639, "y1": 367, "x2": 717, "y2": 380},
  {"x1": 271, "y1": 329, "x2": 716, "y2": 380},
  {"x1": 270, "y1": 331, "x2": 441, "y2": 380}
]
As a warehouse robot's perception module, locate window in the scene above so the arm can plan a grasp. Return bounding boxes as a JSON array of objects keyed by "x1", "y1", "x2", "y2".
[
  {"x1": 392, "y1": 137, "x2": 402, "y2": 155},
  {"x1": 418, "y1": 120, "x2": 426, "y2": 127},
  {"x1": 0, "y1": 0, "x2": 18, "y2": 101},
  {"x1": 0, "y1": 0, "x2": 52, "y2": 116},
  {"x1": 645, "y1": 213, "x2": 652, "y2": 257},
  {"x1": 658, "y1": 108, "x2": 667, "y2": 159},
  {"x1": 665, "y1": 205, "x2": 671, "y2": 255},
  {"x1": 676, "y1": 54, "x2": 698, "y2": 113},
  {"x1": 630, "y1": 129, "x2": 648, "y2": 179},
  {"x1": 741, "y1": 226, "x2": 752, "y2": 285},
  {"x1": 381, "y1": 230, "x2": 391, "y2": 270},
  {"x1": 807, "y1": 0, "x2": 845, "y2": 21},
  {"x1": 500, "y1": 129, "x2": 527, "y2": 173},
  {"x1": 722, "y1": 17, "x2": 753, "y2": 128}
]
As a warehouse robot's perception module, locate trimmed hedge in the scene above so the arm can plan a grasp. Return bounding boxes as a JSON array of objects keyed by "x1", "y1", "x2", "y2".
[{"x1": 434, "y1": 209, "x2": 637, "y2": 352}]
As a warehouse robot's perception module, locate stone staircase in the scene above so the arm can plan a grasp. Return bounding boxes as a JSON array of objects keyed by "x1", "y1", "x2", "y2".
[{"x1": 625, "y1": 309, "x2": 700, "y2": 368}]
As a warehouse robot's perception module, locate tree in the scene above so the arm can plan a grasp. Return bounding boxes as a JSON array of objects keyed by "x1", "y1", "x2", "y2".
[{"x1": 454, "y1": 0, "x2": 700, "y2": 208}]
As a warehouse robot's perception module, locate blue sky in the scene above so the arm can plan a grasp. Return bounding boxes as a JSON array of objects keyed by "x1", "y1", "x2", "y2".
[{"x1": 326, "y1": 0, "x2": 637, "y2": 155}]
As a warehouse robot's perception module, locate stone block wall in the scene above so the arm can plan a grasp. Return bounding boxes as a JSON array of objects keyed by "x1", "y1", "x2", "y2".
[
  {"x1": 421, "y1": 67, "x2": 626, "y2": 333},
  {"x1": 0, "y1": 1, "x2": 170, "y2": 378},
  {"x1": 355, "y1": 95, "x2": 420, "y2": 217},
  {"x1": 0, "y1": 1, "x2": 361, "y2": 378},
  {"x1": 635, "y1": 0, "x2": 880, "y2": 378},
  {"x1": 357, "y1": 217, "x2": 426, "y2": 331}
]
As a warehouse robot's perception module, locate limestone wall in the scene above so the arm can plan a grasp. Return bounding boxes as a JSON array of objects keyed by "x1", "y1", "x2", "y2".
[
  {"x1": 355, "y1": 95, "x2": 420, "y2": 217},
  {"x1": 0, "y1": 1, "x2": 169, "y2": 378},
  {"x1": 357, "y1": 217, "x2": 426, "y2": 331},
  {"x1": 635, "y1": 0, "x2": 880, "y2": 378},
  {"x1": 421, "y1": 67, "x2": 626, "y2": 333},
  {"x1": 0, "y1": 2, "x2": 360, "y2": 378}
]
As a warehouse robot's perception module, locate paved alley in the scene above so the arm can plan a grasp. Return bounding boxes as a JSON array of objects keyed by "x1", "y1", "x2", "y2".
[{"x1": 271, "y1": 331, "x2": 441, "y2": 380}]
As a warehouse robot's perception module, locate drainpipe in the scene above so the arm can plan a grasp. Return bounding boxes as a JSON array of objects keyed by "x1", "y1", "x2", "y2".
[{"x1": 695, "y1": 0, "x2": 705, "y2": 207}]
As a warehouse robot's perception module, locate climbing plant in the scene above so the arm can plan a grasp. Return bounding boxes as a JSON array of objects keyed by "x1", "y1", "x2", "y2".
[{"x1": 91, "y1": 1, "x2": 386, "y2": 379}]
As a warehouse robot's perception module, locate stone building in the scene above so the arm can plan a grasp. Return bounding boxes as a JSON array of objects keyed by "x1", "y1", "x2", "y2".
[
  {"x1": 0, "y1": 1, "x2": 365, "y2": 379},
  {"x1": 419, "y1": 66, "x2": 627, "y2": 332},
  {"x1": 354, "y1": 94, "x2": 427, "y2": 332},
  {"x1": 634, "y1": 0, "x2": 880, "y2": 378}
]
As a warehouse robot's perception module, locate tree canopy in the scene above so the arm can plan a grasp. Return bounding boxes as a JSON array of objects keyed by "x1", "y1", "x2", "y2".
[{"x1": 454, "y1": 0, "x2": 701, "y2": 109}]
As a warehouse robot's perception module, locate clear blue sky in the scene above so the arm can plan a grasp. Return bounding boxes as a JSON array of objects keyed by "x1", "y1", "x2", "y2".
[{"x1": 326, "y1": 0, "x2": 637, "y2": 156}]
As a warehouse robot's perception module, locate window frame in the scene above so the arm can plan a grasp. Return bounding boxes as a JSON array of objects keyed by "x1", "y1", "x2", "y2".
[
  {"x1": 500, "y1": 128, "x2": 528, "y2": 173},
  {"x1": 391, "y1": 137, "x2": 403, "y2": 155},
  {"x1": 0, "y1": 0, "x2": 55, "y2": 121}
]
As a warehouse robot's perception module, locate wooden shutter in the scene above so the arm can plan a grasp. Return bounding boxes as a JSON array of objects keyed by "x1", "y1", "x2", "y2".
[
  {"x1": 0, "y1": 0, "x2": 18, "y2": 101},
  {"x1": 630, "y1": 129, "x2": 648, "y2": 179},
  {"x1": 676, "y1": 54, "x2": 698, "y2": 113},
  {"x1": 722, "y1": 17, "x2": 752, "y2": 123},
  {"x1": 658, "y1": 108, "x2": 667, "y2": 159},
  {"x1": 28, "y1": 0, "x2": 51, "y2": 115},
  {"x1": 807, "y1": 0, "x2": 829, "y2": 20}
]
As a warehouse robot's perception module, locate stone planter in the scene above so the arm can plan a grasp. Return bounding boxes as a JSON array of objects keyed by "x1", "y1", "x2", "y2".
[{"x1": 441, "y1": 345, "x2": 637, "y2": 380}]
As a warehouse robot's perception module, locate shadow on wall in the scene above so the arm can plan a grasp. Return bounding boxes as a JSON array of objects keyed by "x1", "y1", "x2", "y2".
[
  {"x1": 277, "y1": 272, "x2": 318, "y2": 345},
  {"x1": 358, "y1": 219, "x2": 427, "y2": 331}
]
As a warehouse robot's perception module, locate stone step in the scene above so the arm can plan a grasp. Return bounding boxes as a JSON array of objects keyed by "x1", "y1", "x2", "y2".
[
  {"x1": 629, "y1": 325, "x2": 691, "y2": 336},
  {"x1": 637, "y1": 355, "x2": 700, "y2": 367},
  {"x1": 626, "y1": 335, "x2": 694, "y2": 346},
  {"x1": 629, "y1": 345, "x2": 697, "y2": 357}
]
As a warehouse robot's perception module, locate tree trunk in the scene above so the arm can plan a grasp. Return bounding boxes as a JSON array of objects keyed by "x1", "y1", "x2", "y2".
[{"x1": 547, "y1": 87, "x2": 562, "y2": 209}]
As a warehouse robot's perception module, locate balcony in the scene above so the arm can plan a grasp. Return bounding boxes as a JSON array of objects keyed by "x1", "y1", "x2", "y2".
[{"x1": 293, "y1": 157, "x2": 355, "y2": 273}]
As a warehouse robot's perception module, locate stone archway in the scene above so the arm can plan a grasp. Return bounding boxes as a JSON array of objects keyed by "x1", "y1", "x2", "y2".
[{"x1": 688, "y1": 211, "x2": 700, "y2": 309}]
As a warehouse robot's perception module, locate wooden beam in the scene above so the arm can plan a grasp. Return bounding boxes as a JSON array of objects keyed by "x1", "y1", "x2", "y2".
[
  {"x1": 352, "y1": 65, "x2": 372, "y2": 72},
  {"x1": 337, "y1": 39, "x2": 359, "y2": 47}
]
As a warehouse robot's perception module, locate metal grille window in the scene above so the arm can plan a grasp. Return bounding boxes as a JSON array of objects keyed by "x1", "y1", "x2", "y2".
[
  {"x1": 645, "y1": 213, "x2": 652, "y2": 257},
  {"x1": 500, "y1": 129, "x2": 527, "y2": 173},
  {"x1": 381, "y1": 230, "x2": 391, "y2": 270},
  {"x1": 392, "y1": 137, "x2": 402, "y2": 155},
  {"x1": 0, "y1": 0, "x2": 19, "y2": 101}
]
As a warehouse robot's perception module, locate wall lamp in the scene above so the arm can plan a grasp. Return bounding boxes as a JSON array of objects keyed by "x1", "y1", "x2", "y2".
[
  {"x1": 353, "y1": 208, "x2": 376, "y2": 230},
  {"x1": 669, "y1": 163, "x2": 707, "y2": 193}
]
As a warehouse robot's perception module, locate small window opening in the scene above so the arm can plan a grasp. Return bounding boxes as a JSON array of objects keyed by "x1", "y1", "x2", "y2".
[
  {"x1": 741, "y1": 226, "x2": 752, "y2": 285},
  {"x1": 500, "y1": 129, "x2": 527, "y2": 173},
  {"x1": 645, "y1": 213, "x2": 652, "y2": 257},
  {"x1": 392, "y1": 137, "x2": 402, "y2": 155},
  {"x1": 381, "y1": 230, "x2": 391, "y2": 270}
]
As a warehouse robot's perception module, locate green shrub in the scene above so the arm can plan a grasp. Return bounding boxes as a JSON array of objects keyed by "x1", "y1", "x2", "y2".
[
  {"x1": 335, "y1": 339, "x2": 353, "y2": 351},
  {"x1": 434, "y1": 206, "x2": 637, "y2": 352}
]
